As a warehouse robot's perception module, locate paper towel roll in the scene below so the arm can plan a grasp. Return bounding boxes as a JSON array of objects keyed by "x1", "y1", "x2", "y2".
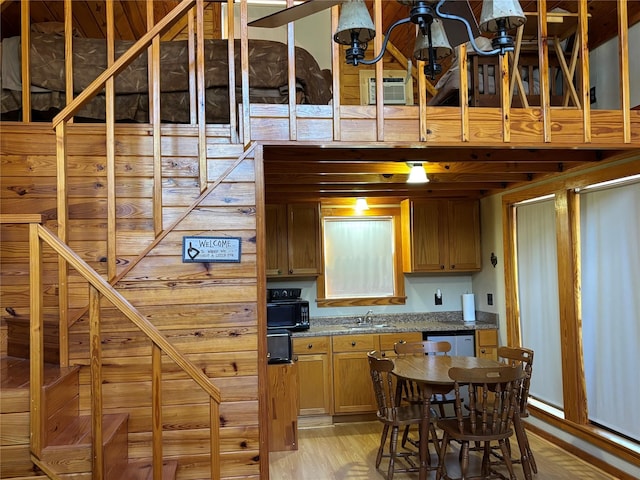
[{"x1": 462, "y1": 293, "x2": 476, "y2": 322}]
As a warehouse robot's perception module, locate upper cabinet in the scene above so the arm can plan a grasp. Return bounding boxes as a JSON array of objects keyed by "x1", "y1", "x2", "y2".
[
  {"x1": 266, "y1": 203, "x2": 321, "y2": 277},
  {"x1": 401, "y1": 199, "x2": 481, "y2": 273}
]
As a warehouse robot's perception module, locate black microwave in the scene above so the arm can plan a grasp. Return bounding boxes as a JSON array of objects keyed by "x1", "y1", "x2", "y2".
[{"x1": 267, "y1": 299, "x2": 310, "y2": 331}]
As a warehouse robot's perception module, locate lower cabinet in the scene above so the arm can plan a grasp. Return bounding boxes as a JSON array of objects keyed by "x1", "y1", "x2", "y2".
[
  {"x1": 293, "y1": 336, "x2": 332, "y2": 416},
  {"x1": 475, "y1": 329, "x2": 499, "y2": 360},
  {"x1": 268, "y1": 362, "x2": 298, "y2": 451},
  {"x1": 294, "y1": 330, "x2": 495, "y2": 419},
  {"x1": 332, "y1": 332, "x2": 422, "y2": 415}
]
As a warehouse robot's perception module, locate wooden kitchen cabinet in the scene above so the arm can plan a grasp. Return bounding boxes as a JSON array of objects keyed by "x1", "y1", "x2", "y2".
[
  {"x1": 268, "y1": 362, "x2": 299, "y2": 451},
  {"x1": 378, "y1": 331, "x2": 422, "y2": 355},
  {"x1": 266, "y1": 203, "x2": 321, "y2": 277},
  {"x1": 293, "y1": 336, "x2": 332, "y2": 416},
  {"x1": 332, "y1": 334, "x2": 378, "y2": 414},
  {"x1": 401, "y1": 198, "x2": 481, "y2": 273},
  {"x1": 475, "y1": 329, "x2": 498, "y2": 360}
]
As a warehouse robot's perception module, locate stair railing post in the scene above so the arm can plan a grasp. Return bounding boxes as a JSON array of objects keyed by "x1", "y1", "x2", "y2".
[
  {"x1": 29, "y1": 222, "x2": 45, "y2": 456},
  {"x1": 89, "y1": 284, "x2": 104, "y2": 479},
  {"x1": 152, "y1": 344, "x2": 163, "y2": 480}
]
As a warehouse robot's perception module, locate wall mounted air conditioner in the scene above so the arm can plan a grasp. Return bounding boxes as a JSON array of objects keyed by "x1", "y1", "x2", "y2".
[{"x1": 359, "y1": 70, "x2": 414, "y2": 105}]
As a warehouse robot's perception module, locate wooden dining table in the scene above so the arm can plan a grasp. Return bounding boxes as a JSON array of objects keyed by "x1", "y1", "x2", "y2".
[{"x1": 392, "y1": 355, "x2": 533, "y2": 480}]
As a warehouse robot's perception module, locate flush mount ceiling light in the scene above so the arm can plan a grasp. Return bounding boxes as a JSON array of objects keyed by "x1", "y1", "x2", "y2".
[
  {"x1": 407, "y1": 163, "x2": 429, "y2": 184},
  {"x1": 333, "y1": 0, "x2": 526, "y2": 80},
  {"x1": 355, "y1": 197, "x2": 370, "y2": 212}
]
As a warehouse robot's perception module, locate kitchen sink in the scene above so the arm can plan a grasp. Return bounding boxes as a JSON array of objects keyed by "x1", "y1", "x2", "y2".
[{"x1": 344, "y1": 324, "x2": 393, "y2": 331}]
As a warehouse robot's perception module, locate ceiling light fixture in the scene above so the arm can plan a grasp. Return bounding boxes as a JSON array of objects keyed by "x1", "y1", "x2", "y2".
[
  {"x1": 355, "y1": 197, "x2": 370, "y2": 212},
  {"x1": 407, "y1": 163, "x2": 429, "y2": 184},
  {"x1": 333, "y1": 0, "x2": 526, "y2": 80}
]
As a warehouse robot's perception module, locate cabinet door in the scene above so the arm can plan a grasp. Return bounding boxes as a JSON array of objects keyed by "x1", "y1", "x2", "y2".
[
  {"x1": 333, "y1": 352, "x2": 377, "y2": 414},
  {"x1": 268, "y1": 362, "x2": 299, "y2": 451},
  {"x1": 265, "y1": 204, "x2": 288, "y2": 276},
  {"x1": 447, "y1": 199, "x2": 481, "y2": 271},
  {"x1": 287, "y1": 203, "x2": 321, "y2": 275},
  {"x1": 475, "y1": 329, "x2": 498, "y2": 360},
  {"x1": 405, "y1": 199, "x2": 447, "y2": 272},
  {"x1": 297, "y1": 354, "x2": 332, "y2": 416}
]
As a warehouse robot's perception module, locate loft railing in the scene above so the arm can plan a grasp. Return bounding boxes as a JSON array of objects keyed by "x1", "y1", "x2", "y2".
[{"x1": 26, "y1": 220, "x2": 222, "y2": 479}]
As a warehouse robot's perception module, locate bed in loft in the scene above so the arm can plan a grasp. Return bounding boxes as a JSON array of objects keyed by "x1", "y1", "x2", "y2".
[{"x1": 0, "y1": 31, "x2": 333, "y2": 123}]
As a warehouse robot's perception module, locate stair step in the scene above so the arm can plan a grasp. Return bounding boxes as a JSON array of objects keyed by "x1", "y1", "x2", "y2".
[
  {"x1": 118, "y1": 459, "x2": 179, "y2": 480},
  {"x1": 0, "y1": 357, "x2": 75, "y2": 414},
  {"x1": 40, "y1": 413, "x2": 128, "y2": 474},
  {"x1": 6, "y1": 315, "x2": 61, "y2": 363}
]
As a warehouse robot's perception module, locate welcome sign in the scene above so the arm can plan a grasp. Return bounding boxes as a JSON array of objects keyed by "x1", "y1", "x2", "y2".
[{"x1": 182, "y1": 236, "x2": 241, "y2": 263}]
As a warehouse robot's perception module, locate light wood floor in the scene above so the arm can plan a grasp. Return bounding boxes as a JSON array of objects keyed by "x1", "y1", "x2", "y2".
[{"x1": 269, "y1": 421, "x2": 617, "y2": 480}]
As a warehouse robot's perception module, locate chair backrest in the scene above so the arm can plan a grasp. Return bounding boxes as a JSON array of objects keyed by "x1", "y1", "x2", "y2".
[
  {"x1": 498, "y1": 346, "x2": 534, "y2": 416},
  {"x1": 394, "y1": 340, "x2": 452, "y2": 356},
  {"x1": 448, "y1": 364, "x2": 524, "y2": 436},
  {"x1": 367, "y1": 351, "x2": 400, "y2": 417}
]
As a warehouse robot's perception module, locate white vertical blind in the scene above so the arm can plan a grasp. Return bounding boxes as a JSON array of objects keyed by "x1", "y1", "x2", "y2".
[
  {"x1": 580, "y1": 181, "x2": 640, "y2": 440},
  {"x1": 324, "y1": 217, "x2": 394, "y2": 298},
  {"x1": 516, "y1": 199, "x2": 564, "y2": 410}
]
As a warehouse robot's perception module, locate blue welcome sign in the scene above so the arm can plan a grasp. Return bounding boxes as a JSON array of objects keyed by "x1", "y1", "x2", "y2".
[{"x1": 182, "y1": 236, "x2": 241, "y2": 263}]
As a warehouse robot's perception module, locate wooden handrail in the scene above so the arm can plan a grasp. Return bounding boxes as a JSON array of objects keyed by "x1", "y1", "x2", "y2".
[
  {"x1": 0, "y1": 214, "x2": 43, "y2": 224},
  {"x1": 52, "y1": 0, "x2": 197, "y2": 127},
  {"x1": 34, "y1": 223, "x2": 221, "y2": 403}
]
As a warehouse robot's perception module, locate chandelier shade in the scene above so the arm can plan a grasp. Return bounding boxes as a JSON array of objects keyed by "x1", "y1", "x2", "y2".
[
  {"x1": 333, "y1": 0, "x2": 375, "y2": 45},
  {"x1": 407, "y1": 163, "x2": 429, "y2": 184},
  {"x1": 413, "y1": 18, "x2": 452, "y2": 61},
  {"x1": 479, "y1": 0, "x2": 526, "y2": 33}
]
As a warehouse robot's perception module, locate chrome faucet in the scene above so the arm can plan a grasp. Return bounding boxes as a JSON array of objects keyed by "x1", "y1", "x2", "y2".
[{"x1": 363, "y1": 310, "x2": 374, "y2": 324}]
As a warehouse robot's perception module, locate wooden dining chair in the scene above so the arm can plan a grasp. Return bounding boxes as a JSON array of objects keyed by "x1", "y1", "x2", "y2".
[
  {"x1": 394, "y1": 340, "x2": 457, "y2": 448},
  {"x1": 367, "y1": 351, "x2": 440, "y2": 480},
  {"x1": 495, "y1": 346, "x2": 537, "y2": 474},
  {"x1": 435, "y1": 364, "x2": 524, "y2": 480}
]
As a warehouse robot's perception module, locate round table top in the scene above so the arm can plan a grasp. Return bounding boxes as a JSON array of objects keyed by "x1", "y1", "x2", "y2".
[{"x1": 392, "y1": 355, "x2": 503, "y2": 386}]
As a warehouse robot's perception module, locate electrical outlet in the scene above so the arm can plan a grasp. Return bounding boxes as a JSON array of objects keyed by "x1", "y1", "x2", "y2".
[
  {"x1": 435, "y1": 293, "x2": 443, "y2": 305},
  {"x1": 487, "y1": 293, "x2": 494, "y2": 306}
]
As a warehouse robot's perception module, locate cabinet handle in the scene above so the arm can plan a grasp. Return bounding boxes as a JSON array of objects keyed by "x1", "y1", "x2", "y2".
[
  {"x1": 307, "y1": 344, "x2": 313, "y2": 349},
  {"x1": 381, "y1": 352, "x2": 386, "y2": 357},
  {"x1": 451, "y1": 265, "x2": 456, "y2": 269},
  {"x1": 289, "y1": 269, "x2": 293, "y2": 274},
  {"x1": 351, "y1": 341, "x2": 356, "y2": 347},
  {"x1": 440, "y1": 265, "x2": 445, "y2": 269},
  {"x1": 481, "y1": 349, "x2": 486, "y2": 354}
]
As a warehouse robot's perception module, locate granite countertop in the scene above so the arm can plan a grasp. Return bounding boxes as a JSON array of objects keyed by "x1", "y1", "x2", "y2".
[{"x1": 292, "y1": 311, "x2": 497, "y2": 338}]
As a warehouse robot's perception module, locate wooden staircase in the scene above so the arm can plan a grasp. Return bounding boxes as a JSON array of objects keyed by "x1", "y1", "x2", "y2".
[{"x1": 0, "y1": 356, "x2": 178, "y2": 479}]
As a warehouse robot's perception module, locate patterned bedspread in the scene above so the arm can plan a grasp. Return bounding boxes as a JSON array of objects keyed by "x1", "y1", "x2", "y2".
[{"x1": 1, "y1": 33, "x2": 332, "y2": 123}]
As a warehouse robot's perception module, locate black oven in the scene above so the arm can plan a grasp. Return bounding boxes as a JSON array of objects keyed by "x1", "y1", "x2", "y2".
[{"x1": 266, "y1": 288, "x2": 310, "y2": 331}]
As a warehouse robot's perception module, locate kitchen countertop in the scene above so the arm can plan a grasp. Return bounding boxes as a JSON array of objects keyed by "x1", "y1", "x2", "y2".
[{"x1": 292, "y1": 311, "x2": 497, "y2": 338}]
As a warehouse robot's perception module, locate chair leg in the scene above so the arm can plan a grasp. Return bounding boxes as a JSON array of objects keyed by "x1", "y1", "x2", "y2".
[
  {"x1": 376, "y1": 424, "x2": 389, "y2": 468},
  {"x1": 388, "y1": 426, "x2": 399, "y2": 480},
  {"x1": 498, "y1": 439, "x2": 518, "y2": 480},
  {"x1": 459, "y1": 441, "x2": 470, "y2": 479},
  {"x1": 401, "y1": 424, "x2": 411, "y2": 448},
  {"x1": 436, "y1": 432, "x2": 450, "y2": 480}
]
